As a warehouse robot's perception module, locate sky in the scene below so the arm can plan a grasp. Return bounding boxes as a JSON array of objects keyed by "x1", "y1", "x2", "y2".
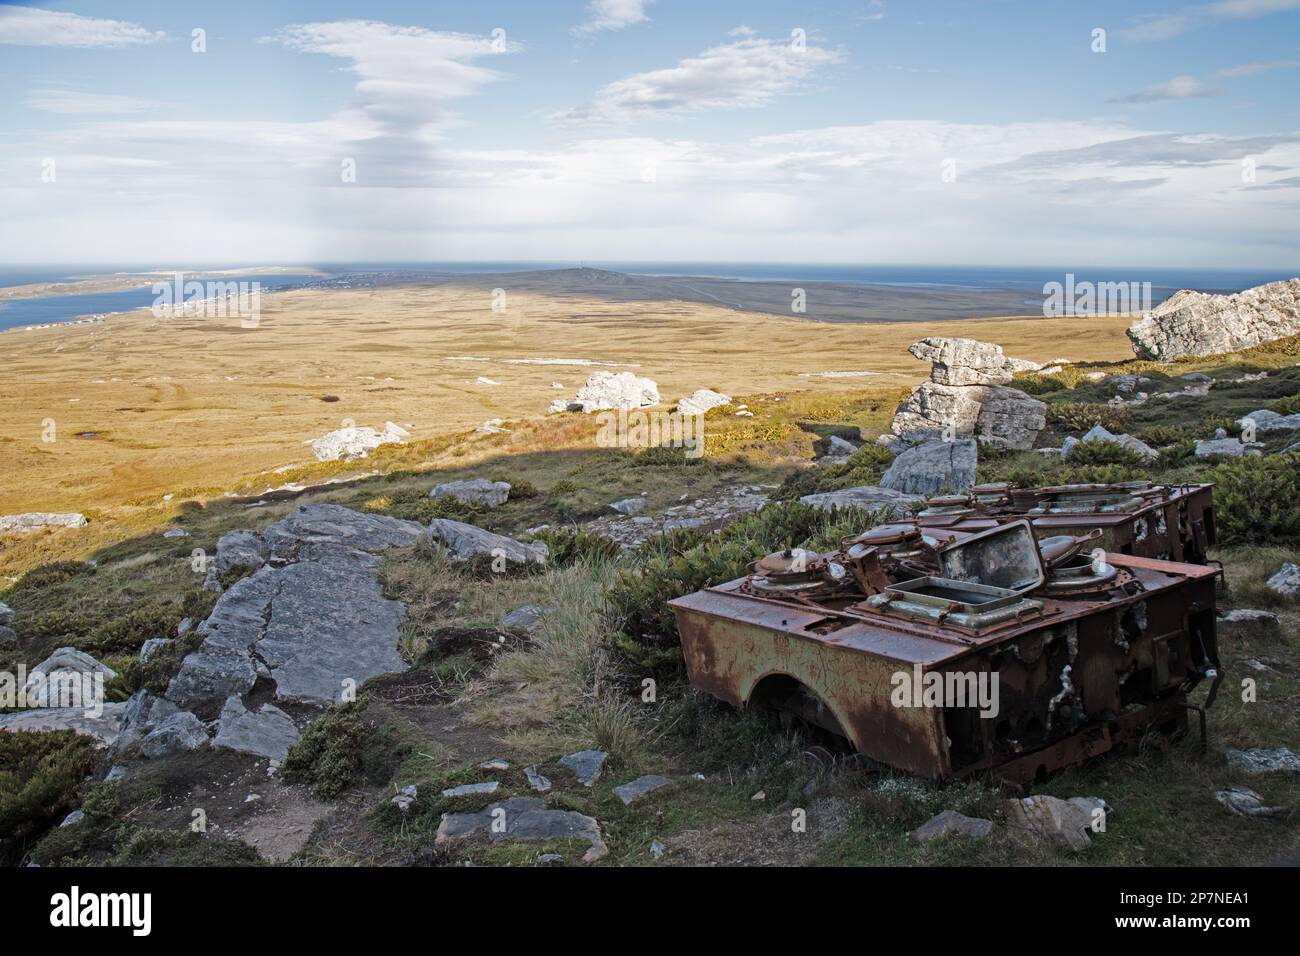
[{"x1": 1, "y1": 0, "x2": 1299, "y2": 268}]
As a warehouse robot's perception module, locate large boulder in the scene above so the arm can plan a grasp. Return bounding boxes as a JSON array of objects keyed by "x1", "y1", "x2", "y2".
[
  {"x1": 0, "y1": 703, "x2": 127, "y2": 748},
  {"x1": 909, "y1": 337, "x2": 1015, "y2": 386},
  {"x1": 308, "y1": 421, "x2": 410, "y2": 462},
  {"x1": 430, "y1": 478, "x2": 511, "y2": 508},
  {"x1": 425, "y1": 519, "x2": 548, "y2": 565},
  {"x1": 888, "y1": 382, "x2": 1045, "y2": 451},
  {"x1": 20, "y1": 647, "x2": 117, "y2": 708},
  {"x1": 880, "y1": 440, "x2": 978, "y2": 496},
  {"x1": 550, "y1": 371, "x2": 660, "y2": 414},
  {"x1": 1126, "y1": 278, "x2": 1300, "y2": 360},
  {"x1": 213, "y1": 696, "x2": 300, "y2": 761}
]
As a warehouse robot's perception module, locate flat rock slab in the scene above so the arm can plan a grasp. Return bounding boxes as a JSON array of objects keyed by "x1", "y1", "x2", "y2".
[
  {"x1": 0, "y1": 702, "x2": 127, "y2": 748},
  {"x1": 213, "y1": 696, "x2": 300, "y2": 762},
  {"x1": 1216, "y1": 786, "x2": 1289, "y2": 819},
  {"x1": 1225, "y1": 747, "x2": 1300, "y2": 774},
  {"x1": 560, "y1": 749, "x2": 608, "y2": 787},
  {"x1": 799, "y1": 485, "x2": 922, "y2": 517},
  {"x1": 435, "y1": 796, "x2": 608, "y2": 863},
  {"x1": 140, "y1": 711, "x2": 210, "y2": 758},
  {"x1": 443, "y1": 781, "x2": 500, "y2": 798},
  {"x1": 431, "y1": 479, "x2": 511, "y2": 508},
  {"x1": 426, "y1": 519, "x2": 548, "y2": 565},
  {"x1": 168, "y1": 504, "x2": 419, "y2": 709},
  {"x1": 910, "y1": 809, "x2": 993, "y2": 842},
  {"x1": 613, "y1": 774, "x2": 672, "y2": 805}
]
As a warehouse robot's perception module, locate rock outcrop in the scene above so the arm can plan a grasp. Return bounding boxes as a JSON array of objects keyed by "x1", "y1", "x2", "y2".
[
  {"x1": 425, "y1": 519, "x2": 548, "y2": 565},
  {"x1": 1126, "y1": 278, "x2": 1300, "y2": 360},
  {"x1": 799, "y1": 485, "x2": 922, "y2": 516},
  {"x1": 430, "y1": 478, "x2": 511, "y2": 508},
  {"x1": 886, "y1": 339, "x2": 1046, "y2": 452},
  {"x1": 548, "y1": 371, "x2": 660, "y2": 414},
  {"x1": 880, "y1": 439, "x2": 978, "y2": 496},
  {"x1": 0, "y1": 513, "x2": 88, "y2": 533},
  {"x1": 1063, "y1": 425, "x2": 1159, "y2": 462},
  {"x1": 308, "y1": 421, "x2": 410, "y2": 462}
]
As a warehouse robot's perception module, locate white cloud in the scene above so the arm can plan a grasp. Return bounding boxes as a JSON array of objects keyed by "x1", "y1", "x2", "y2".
[
  {"x1": 573, "y1": 0, "x2": 656, "y2": 35},
  {"x1": 552, "y1": 34, "x2": 843, "y2": 125},
  {"x1": 1109, "y1": 75, "x2": 1221, "y2": 103},
  {"x1": 25, "y1": 89, "x2": 163, "y2": 115},
  {"x1": 0, "y1": 4, "x2": 164, "y2": 47},
  {"x1": 1215, "y1": 58, "x2": 1300, "y2": 76},
  {"x1": 1120, "y1": 0, "x2": 1300, "y2": 41},
  {"x1": 862, "y1": 1, "x2": 887, "y2": 22}
]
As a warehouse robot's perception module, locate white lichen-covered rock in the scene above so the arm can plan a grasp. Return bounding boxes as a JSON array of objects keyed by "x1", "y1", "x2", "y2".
[
  {"x1": 676, "y1": 389, "x2": 731, "y2": 416},
  {"x1": 308, "y1": 421, "x2": 410, "y2": 462},
  {"x1": 610, "y1": 496, "x2": 646, "y2": 516},
  {"x1": 908, "y1": 337, "x2": 1014, "y2": 386},
  {"x1": 0, "y1": 512, "x2": 88, "y2": 533},
  {"x1": 1195, "y1": 437, "x2": 1261, "y2": 459},
  {"x1": 20, "y1": 648, "x2": 117, "y2": 707},
  {"x1": 1126, "y1": 278, "x2": 1300, "y2": 360},
  {"x1": 799, "y1": 485, "x2": 923, "y2": 517},
  {"x1": 880, "y1": 439, "x2": 978, "y2": 496},
  {"x1": 555, "y1": 371, "x2": 660, "y2": 413},
  {"x1": 1242, "y1": 409, "x2": 1300, "y2": 433},
  {"x1": 889, "y1": 383, "x2": 1044, "y2": 451},
  {"x1": 425, "y1": 518, "x2": 548, "y2": 565},
  {"x1": 0, "y1": 601, "x2": 12, "y2": 626},
  {"x1": 430, "y1": 478, "x2": 511, "y2": 508},
  {"x1": 1072, "y1": 425, "x2": 1159, "y2": 462},
  {"x1": 1267, "y1": 563, "x2": 1300, "y2": 598}
]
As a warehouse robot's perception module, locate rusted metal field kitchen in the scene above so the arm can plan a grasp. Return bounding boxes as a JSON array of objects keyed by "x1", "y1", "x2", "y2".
[{"x1": 669, "y1": 482, "x2": 1223, "y2": 786}]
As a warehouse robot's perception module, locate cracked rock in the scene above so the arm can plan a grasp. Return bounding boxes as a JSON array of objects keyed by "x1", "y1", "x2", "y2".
[{"x1": 435, "y1": 796, "x2": 608, "y2": 863}]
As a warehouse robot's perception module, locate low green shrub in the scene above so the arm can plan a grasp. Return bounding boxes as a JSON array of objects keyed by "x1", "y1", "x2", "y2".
[
  {"x1": 281, "y1": 701, "x2": 410, "y2": 799},
  {"x1": 1046, "y1": 402, "x2": 1131, "y2": 433},
  {"x1": 1212, "y1": 452, "x2": 1300, "y2": 545},
  {"x1": 0, "y1": 731, "x2": 99, "y2": 865}
]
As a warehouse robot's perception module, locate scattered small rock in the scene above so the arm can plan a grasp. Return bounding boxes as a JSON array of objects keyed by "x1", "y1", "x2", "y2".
[
  {"x1": 559, "y1": 750, "x2": 608, "y2": 787},
  {"x1": 1216, "y1": 785, "x2": 1289, "y2": 819},
  {"x1": 524, "y1": 766, "x2": 552, "y2": 793},
  {"x1": 478, "y1": 759, "x2": 510, "y2": 772},
  {"x1": 910, "y1": 810, "x2": 993, "y2": 842},
  {"x1": 442, "y1": 781, "x2": 500, "y2": 798},
  {"x1": 435, "y1": 796, "x2": 608, "y2": 863},
  {"x1": 430, "y1": 478, "x2": 511, "y2": 508},
  {"x1": 1224, "y1": 747, "x2": 1300, "y2": 775},
  {"x1": 392, "y1": 785, "x2": 418, "y2": 812},
  {"x1": 612, "y1": 774, "x2": 672, "y2": 806},
  {"x1": 1266, "y1": 563, "x2": 1299, "y2": 598},
  {"x1": 610, "y1": 496, "x2": 646, "y2": 516}
]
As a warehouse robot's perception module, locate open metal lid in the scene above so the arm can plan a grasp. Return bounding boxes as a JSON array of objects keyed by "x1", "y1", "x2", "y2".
[{"x1": 936, "y1": 518, "x2": 1046, "y2": 594}]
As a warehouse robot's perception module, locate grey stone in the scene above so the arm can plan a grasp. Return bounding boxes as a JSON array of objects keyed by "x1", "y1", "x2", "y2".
[
  {"x1": 1074, "y1": 425, "x2": 1159, "y2": 462},
  {"x1": 1216, "y1": 785, "x2": 1289, "y2": 819},
  {"x1": 478, "y1": 759, "x2": 510, "y2": 771},
  {"x1": 613, "y1": 774, "x2": 672, "y2": 805},
  {"x1": 1218, "y1": 609, "x2": 1281, "y2": 627},
  {"x1": 525, "y1": 765, "x2": 552, "y2": 793},
  {"x1": 880, "y1": 439, "x2": 978, "y2": 496},
  {"x1": 213, "y1": 696, "x2": 299, "y2": 761},
  {"x1": 162, "y1": 527, "x2": 189, "y2": 539},
  {"x1": 1224, "y1": 747, "x2": 1300, "y2": 774},
  {"x1": 0, "y1": 625, "x2": 15, "y2": 650},
  {"x1": 502, "y1": 605, "x2": 545, "y2": 631},
  {"x1": 263, "y1": 503, "x2": 424, "y2": 564},
  {"x1": 649, "y1": 839, "x2": 665, "y2": 859},
  {"x1": 20, "y1": 647, "x2": 117, "y2": 707},
  {"x1": 213, "y1": 529, "x2": 269, "y2": 577},
  {"x1": 60, "y1": 810, "x2": 85, "y2": 828},
  {"x1": 140, "y1": 711, "x2": 209, "y2": 758},
  {"x1": 0, "y1": 512, "x2": 87, "y2": 533},
  {"x1": 434, "y1": 796, "x2": 608, "y2": 863},
  {"x1": 442, "y1": 781, "x2": 500, "y2": 798},
  {"x1": 823, "y1": 435, "x2": 860, "y2": 458},
  {"x1": 0, "y1": 601, "x2": 13, "y2": 625},
  {"x1": 889, "y1": 382, "x2": 1045, "y2": 451},
  {"x1": 138, "y1": 637, "x2": 173, "y2": 663},
  {"x1": 799, "y1": 485, "x2": 923, "y2": 517},
  {"x1": 1267, "y1": 563, "x2": 1300, "y2": 598},
  {"x1": 430, "y1": 478, "x2": 511, "y2": 508},
  {"x1": 1195, "y1": 437, "x2": 1261, "y2": 458},
  {"x1": 393, "y1": 785, "x2": 418, "y2": 812},
  {"x1": 560, "y1": 749, "x2": 608, "y2": 787},
  {"x1": 426, "y1": 519, "x2": 548, "y2": 566},
  {"x1": 1004, "y1": 794, "x2": 1097, "y2": 852},
  {"x1": 909, "y1": 809, "x2": 993, "y2": 842},
  {"x1": 1127, "y1": 278, "x2": 1300, "y2": 360},
  {"x1": 0, "y1": 702, "x2": 127, "y2": 748},
  {"x1": 610, "y1": 496, "x2": 646, "y2": 516}
]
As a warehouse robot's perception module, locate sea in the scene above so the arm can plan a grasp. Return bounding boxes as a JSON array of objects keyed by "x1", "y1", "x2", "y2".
[{"x1": 0, "y1": 262, "x2": 1292, "y2": 334}]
